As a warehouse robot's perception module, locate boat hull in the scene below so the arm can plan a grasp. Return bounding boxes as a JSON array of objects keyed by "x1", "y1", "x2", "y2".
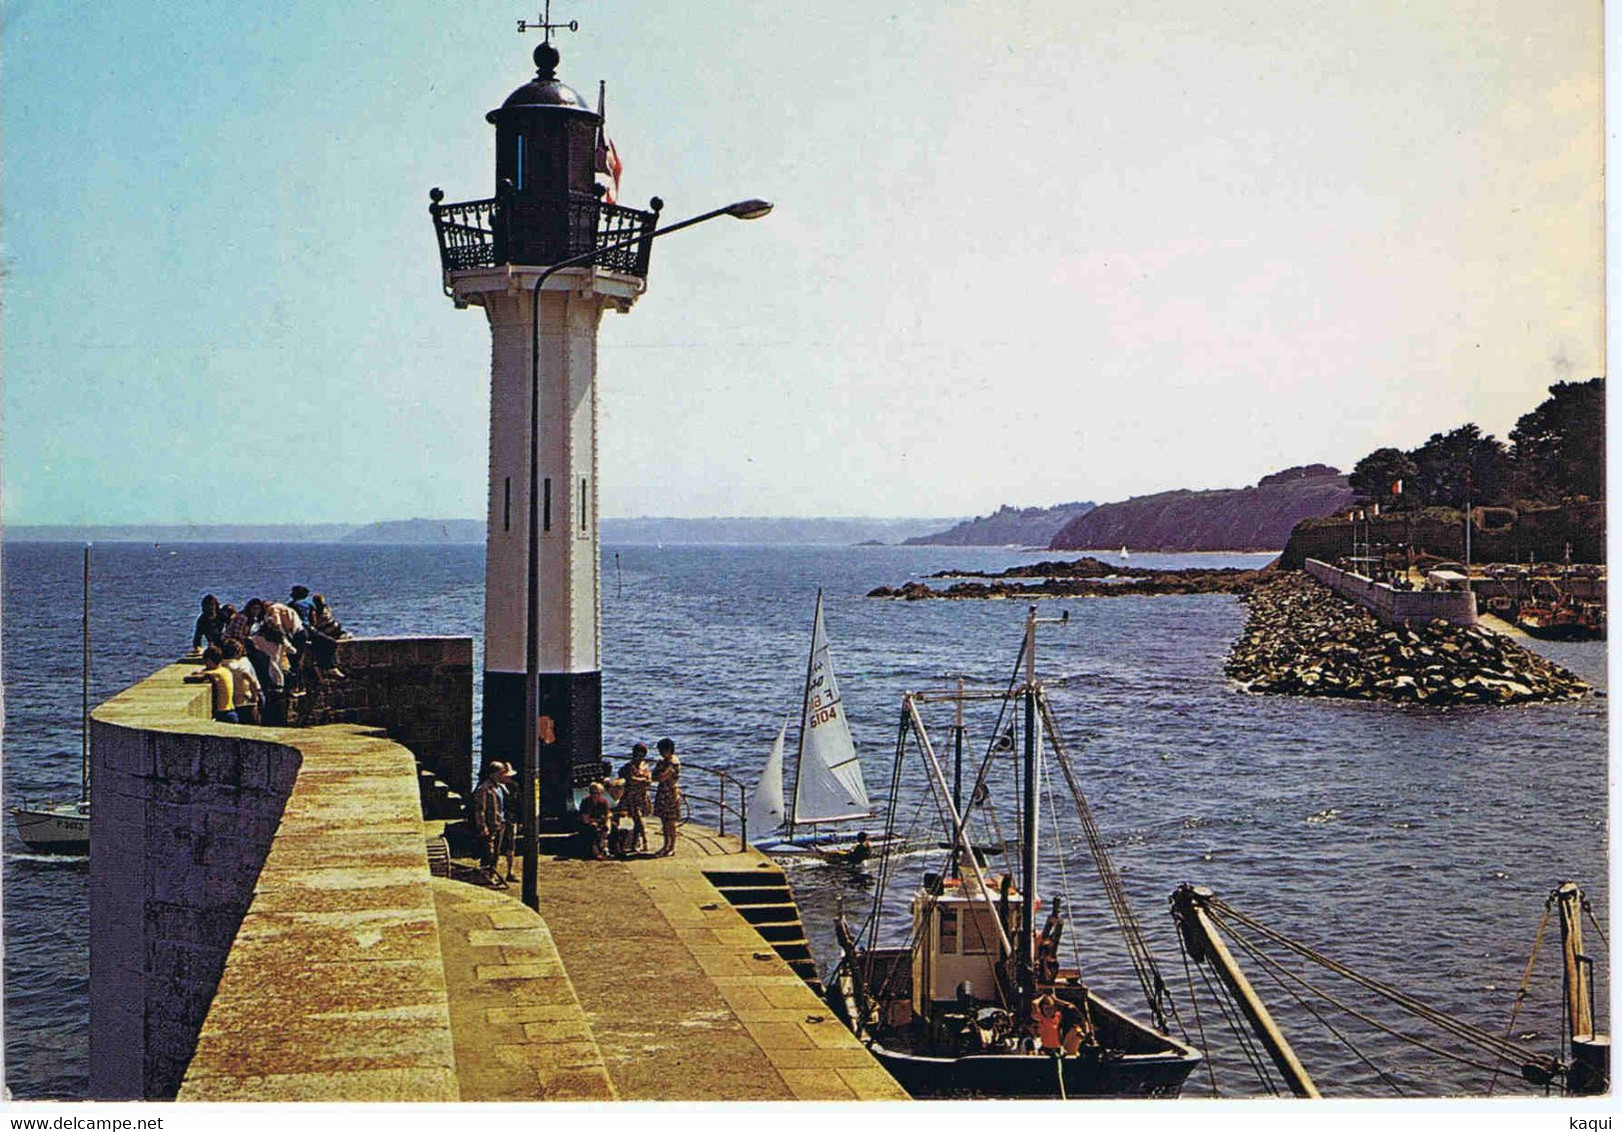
[
  {"x1": 829, "y1": 972, "x2": 1200, "y2": 1099},
  {"x1": 11, "y1": 802, "x2": 90, "y2": 854},
  {"x1": 865, "y1": 1042, "x2": 1197, "y2": 1099},
  {"x1": 1517, "y1": 617, "x2": 1603, "y2": 642}
]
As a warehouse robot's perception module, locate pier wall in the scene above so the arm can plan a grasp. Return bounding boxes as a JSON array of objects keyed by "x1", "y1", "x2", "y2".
[
  {"x1": 1305, "y1": 559, "x2": 1478, "y2": 627},
  {"x1": 89, "y1": 637, "x2": 471, "y2": 1100},
  {"x1": 287, "y1": 635, "x2": 474, "y2": 796},
  {"x1": 88, "y1": 669, "x2": 303, "y2": 1099},
  {"x1": 88, "y1": 639, "x2": 905, "y2": 1103}
]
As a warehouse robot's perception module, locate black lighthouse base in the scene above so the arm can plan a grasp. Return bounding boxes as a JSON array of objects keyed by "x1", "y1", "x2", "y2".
[{"x1": 482, "y1": 670, "x2": 604, "y2": 821}]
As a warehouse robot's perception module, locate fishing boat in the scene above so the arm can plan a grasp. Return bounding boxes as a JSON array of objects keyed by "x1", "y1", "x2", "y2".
[
  {"x1": 747, "y1": 590, "x2": 882, "y2": 854},
  {"x1": 11, "y1": 545, "x2": 92, "y2": 854},
  {"x1": 825, "y1": 606, "x2": 1201, "y2": 1098},
  {"x1": 1517, "y1": 579, "x2": 1604, "y2": 641}
]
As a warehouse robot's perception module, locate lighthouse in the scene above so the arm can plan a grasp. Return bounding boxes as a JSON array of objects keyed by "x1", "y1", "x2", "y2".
[
  {"x1": 430, "y1": 36, "x2": 656, "y2": 829},
  {"x1": 430, "y1": 29, "x2": 769, "y2": 882}
]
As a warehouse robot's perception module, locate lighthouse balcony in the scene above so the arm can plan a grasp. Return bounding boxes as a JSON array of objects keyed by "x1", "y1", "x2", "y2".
[{"x1": 430, "y1": 190, "x2": 658, "y2": 284}]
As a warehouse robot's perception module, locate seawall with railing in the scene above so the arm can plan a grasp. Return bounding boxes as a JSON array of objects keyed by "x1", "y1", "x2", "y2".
[{"x1": 1305, "y1": 559, "x2": 1478, "y2": 626}]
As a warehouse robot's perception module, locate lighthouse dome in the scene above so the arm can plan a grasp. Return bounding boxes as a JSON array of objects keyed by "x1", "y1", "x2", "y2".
[{"x1": 487, "y1": 42, "x2": 596, "y2": 121}]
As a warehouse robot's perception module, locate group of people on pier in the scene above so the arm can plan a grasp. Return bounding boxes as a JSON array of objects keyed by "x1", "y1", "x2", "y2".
[
  {"x1": 583, "y1": 739, "x2": 684, "y2": 861},
  {"x1": 470, "y1": 739, "x2": 684, "y2": 886},
  {"x1": 184, "y1": 586, "x2": 348, "y2": 725}
]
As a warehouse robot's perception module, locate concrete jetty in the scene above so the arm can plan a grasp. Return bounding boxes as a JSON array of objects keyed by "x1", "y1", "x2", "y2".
[{"x1": 89, "y1": 641, "x2": 907, "y2": 1102}]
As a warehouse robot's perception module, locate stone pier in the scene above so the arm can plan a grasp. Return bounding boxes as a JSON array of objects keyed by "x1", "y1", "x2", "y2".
[{"x1": 87, "y1": 647, "x2": 906, "y2": 1102}]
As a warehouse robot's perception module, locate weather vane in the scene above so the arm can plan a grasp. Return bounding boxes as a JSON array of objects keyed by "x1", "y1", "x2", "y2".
[{"x1": 517, "y1": 0, "x2": 578, "y2": 43}]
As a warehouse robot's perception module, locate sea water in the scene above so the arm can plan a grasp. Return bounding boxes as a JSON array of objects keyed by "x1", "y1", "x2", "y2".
[{"x1": 1, "y1": 541, "x2": 1606, "y2": 1099}]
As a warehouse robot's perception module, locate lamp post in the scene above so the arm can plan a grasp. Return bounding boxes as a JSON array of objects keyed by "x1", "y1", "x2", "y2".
[{"x1": 520, "y1": 197, "x2": 773, "y2": 911}]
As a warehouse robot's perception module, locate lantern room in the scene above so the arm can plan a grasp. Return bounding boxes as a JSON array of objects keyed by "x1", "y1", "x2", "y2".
[
  {"x1": 486, "y1": 42, "x2": 600, "y2": 266},
  {"x1": 429, "y1": 41, "x2": 657, "y2": 284}
]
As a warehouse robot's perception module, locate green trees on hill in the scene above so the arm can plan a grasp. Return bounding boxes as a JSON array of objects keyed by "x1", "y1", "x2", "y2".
[
  {"x1": 1348, "y1": 378, "x2": 1603, "y2": 508},
  {"x1": 1346, "y1": 447, "x2": 1416, "y2": 506},
  {"x1": 1508, "y1": 377, "x2": 1605, "y2": 501}
]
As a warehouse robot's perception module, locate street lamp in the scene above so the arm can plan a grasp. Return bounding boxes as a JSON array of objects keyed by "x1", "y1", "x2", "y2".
[{"x1": 520, "y1": 198, "x2": 773, "y2": 911}]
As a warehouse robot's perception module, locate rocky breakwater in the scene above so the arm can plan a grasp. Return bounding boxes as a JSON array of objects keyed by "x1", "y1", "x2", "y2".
[
  {"x1": 868, "y1": 558, "x2": 1263, "y2": 600},
  {"x1": 1228, "y1": 573, "x2": 1589, "y2": 704}
]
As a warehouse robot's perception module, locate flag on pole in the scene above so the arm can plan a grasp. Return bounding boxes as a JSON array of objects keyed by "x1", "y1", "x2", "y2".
[
  {"x1": 595, "y1": 133, "x2": 622, "y2": 204},
  {"x1": 595, "y1": 80, "x2": 622, "y2": 205}
]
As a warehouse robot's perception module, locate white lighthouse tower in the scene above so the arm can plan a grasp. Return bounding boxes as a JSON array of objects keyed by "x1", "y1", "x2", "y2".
[{"x1": 430, "y1": 36, "x2": 656, "y2": 826}]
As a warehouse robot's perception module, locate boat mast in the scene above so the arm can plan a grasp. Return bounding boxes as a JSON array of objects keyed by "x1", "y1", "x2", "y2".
[
  {"x1": 949, "y1": 675, "x2": 964, "y2": 877},
  {"x1": 1018, "y1": 606, "x2": 1068, "y2": 1016},
  {"x1": 81, "y1": 543, "x2": 91, "y2": 803},
  {"x1": 786, "y1": 587, "x2": 822, "y2": 839},
  {"x1": 1556, "y1": 882, "x2": 1608, "y2": 1095},
  {"x1": 1019, "y1": 607, "x2": 1039, "y2": 1013},
  {"x1": 1171, "y1": 884, "x2": 1321, "y2": 1098},
  {"x1": 953, "y1": 675, "x2": 964, "y2": 814}
]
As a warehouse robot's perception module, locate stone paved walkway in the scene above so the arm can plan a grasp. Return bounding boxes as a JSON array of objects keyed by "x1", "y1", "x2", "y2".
[
  {"x1": 434, "y1": 879, "x2": 617, "y2": 1100},
  {"x1": 447, "y1": 829, "x2": 908, "y2": 1101}
]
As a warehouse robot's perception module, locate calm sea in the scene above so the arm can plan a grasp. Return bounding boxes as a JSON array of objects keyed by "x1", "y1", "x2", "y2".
[{"x1": 1, "y1": 541, "x2": 1607, "y2": 1099}]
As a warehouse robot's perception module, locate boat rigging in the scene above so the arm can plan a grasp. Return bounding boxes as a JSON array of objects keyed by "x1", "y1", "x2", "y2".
[
  {"x1": 1169, "y1": 881, "x2": 1609, "y2": 1097},
  {"x1": 825, "y1": 605, "x2": 1200, "y2": 1098}
]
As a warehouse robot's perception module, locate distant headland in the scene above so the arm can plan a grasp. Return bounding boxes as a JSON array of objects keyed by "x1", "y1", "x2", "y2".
[{"x1": 6, "y1": 516, "x2": 964, "y2": 547}]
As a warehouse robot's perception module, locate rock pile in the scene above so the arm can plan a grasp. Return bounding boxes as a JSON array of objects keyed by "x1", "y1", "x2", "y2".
[
  {"x1": 869, "y1": 560, "x2": 1262, "y2": 600},
  {"x1": 1227, "y1": 573, "x2": 1589, "y2": 704}
]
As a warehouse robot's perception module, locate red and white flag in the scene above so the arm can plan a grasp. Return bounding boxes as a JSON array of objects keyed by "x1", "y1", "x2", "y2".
[
  {"x1": 1391, "y1": 478, "x2": 1403, "y2": 496},
  {"x1": 595, "y1": 132, "x2": 622, "y2": 204},
  {"x1": 595, "y1": 81, "x2": 623, "y2": 205}
]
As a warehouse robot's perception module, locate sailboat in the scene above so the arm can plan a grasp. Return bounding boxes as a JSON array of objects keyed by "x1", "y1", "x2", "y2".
[
  {"x1": 11, "y1": 545, "x2": 92, "y2": 854},
  {"x1": 1120, "y1": 545, "x2": 1130, "y2": 560},
  {"x1": 747, "y1": 590, "x2": 880, "y2": 854},
  {"x1": 824, "y1": 606, "x2": 1201, "y2": 1098}
]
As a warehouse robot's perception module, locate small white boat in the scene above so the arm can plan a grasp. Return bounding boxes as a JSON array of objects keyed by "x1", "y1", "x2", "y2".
[
  {"x1": 1120, "y1": 545, "x2": 1130, "y2": 559},
  {"x1": 12, "y1": 545, "x2": 92, "y2": 855},
  {"x1": 748, "y1": 590, "x2": 880, "y2": 854},
  {"x1": 12, "y1": 800, "x2": 90, "y2": 853}
]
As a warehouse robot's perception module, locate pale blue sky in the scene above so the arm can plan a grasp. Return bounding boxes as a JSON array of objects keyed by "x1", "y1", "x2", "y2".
[{"x1": 2, "y1": 1, "x2": 1605, "y2": 524}]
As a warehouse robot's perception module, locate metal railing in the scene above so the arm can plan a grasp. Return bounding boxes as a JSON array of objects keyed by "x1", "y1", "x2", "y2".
[
  {"x1": 674, "y1": 761, "x2": 751, "y2": 849},
  {"x1": 429, "y1": 188, "x2": 659, "y2": 284}
]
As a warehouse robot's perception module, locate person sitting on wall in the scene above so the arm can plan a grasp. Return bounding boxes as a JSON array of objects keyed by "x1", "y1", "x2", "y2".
[
  {"x1": 310, "y1": 594, "x2": 349, "y2": 640},
  {"x1": 287, "y1": 585, "x2": 345, "y2": 685},
  {"x1": 184, "y1": 647, "x2": 239, "y2": 724},
  {"x1": 579, "y1": 781, "x2": 612, "y2": 860}
]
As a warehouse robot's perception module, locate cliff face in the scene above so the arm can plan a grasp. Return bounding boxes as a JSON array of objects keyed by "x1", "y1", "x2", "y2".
[
  {"x1": 903, "y1": 501, "x2": 1096, "y2": 546},
  {"x1": 1048, "y1": 466, "x2": 1353, "y2": 552}
]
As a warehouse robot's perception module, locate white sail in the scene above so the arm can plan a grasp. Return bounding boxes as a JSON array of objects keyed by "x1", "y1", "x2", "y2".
[
  {"x1": 747, "y1": 722, "x2": 788, "y2": 835},
  {"x1": 792, "y1": 593, "x2": 872, "y2": 825}
]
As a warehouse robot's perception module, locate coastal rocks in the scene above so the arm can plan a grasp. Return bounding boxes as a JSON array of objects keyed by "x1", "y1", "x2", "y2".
[
  {"x1": 1227, "y1": 573, "x2": 1589, "y2": 705},
  {"x1": 867, "y1": 560, "x2": 1264, "y2": 600}
]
